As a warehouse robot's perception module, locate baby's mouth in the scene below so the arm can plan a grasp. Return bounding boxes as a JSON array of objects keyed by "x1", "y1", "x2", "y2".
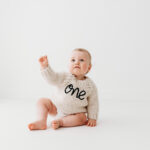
[{"x1": 74, "y1": 66, "x2": 80, "y2": 69}]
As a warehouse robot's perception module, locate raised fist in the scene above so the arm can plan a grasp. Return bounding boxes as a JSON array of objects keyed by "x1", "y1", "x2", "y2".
[{"x1": 38, "y1": 55, "x2": 48, "y2": 69}]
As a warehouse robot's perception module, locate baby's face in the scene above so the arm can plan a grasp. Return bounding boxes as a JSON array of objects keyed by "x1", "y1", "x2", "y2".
[{"x1": 69, "y1": 51, "x2": 91, "y2": 78}]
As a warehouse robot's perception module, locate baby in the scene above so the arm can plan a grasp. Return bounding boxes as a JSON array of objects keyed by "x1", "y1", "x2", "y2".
[{"x1": 28, "y1": 48, "x2": 99, "y2": 130}]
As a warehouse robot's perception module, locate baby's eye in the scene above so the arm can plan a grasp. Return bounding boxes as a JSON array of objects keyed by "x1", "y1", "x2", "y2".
[
  {"x1": 71, "y1": 59, "x2": 75, "y2": 62},
  {"x1": 80, "y1": 59, "x2": 84, "y2": 62}
]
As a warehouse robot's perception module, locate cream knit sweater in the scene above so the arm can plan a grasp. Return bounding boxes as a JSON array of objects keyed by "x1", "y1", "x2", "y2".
[{"x1": 41, "y1": 65, "x2": 99, "y2": 120}]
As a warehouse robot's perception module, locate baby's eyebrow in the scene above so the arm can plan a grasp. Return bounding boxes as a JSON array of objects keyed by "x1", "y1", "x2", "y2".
[{"x1": 71, "y1": 56, "x2": 86, "y2": 59}]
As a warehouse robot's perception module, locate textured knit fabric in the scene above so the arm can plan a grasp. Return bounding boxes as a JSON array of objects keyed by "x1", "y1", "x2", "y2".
[{"x1": 41, "y1": 65, "x2": 99, "y2": 120}]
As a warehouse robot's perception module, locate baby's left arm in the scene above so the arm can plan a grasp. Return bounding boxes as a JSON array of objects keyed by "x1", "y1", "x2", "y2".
[{"x1": 87, "y1": 83, "x2": 99, "y2": 127}]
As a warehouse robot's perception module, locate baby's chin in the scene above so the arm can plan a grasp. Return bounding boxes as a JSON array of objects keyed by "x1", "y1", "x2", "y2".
[{"x1": 70, "y1": 71, "x2": 85, "y2": 77}]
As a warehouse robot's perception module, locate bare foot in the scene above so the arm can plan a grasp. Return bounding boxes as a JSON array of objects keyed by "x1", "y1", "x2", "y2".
[
  {"x1": 28, "y1": 120, "x2": 47, "y2": 130},
  {"x1": 51, "y1": 120, "x2": 62, "y2": 130}
]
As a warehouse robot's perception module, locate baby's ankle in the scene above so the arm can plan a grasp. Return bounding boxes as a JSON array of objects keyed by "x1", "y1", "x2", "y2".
[{"x1": 58, "y1": 119, "x2": 63, "y2": 127}]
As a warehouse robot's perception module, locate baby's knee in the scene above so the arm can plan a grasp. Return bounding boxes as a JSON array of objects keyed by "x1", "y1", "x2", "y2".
[{"x1": 37, "y1": 98, "x2": 52, "y2": 107}]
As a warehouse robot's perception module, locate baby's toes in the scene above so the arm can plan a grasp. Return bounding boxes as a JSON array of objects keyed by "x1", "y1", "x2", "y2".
[
  {"x1": 51, "y1": 120, "x2": 59, "y2": 129},
  {"x1": 28, "y1": 124, "x2": 35, "y2": 130}
]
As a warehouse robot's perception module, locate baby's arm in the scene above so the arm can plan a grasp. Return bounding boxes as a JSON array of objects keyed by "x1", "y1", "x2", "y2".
[
  {"x1": 39, "y1": 55, "x2": 67, "y2": 86},
  {"x1": 87, "y1": 83, "x2": 99, "y2": 127}
]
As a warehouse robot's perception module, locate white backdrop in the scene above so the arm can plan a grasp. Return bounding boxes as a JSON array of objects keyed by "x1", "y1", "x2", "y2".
[{"x1": 0, "y1": 0, "x2": 150, "y2": 101}]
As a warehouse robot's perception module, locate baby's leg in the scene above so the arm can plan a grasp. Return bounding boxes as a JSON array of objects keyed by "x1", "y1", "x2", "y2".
[
  {"x1": 51, "y1": 113, "x2": 87, "y2": 129},
  {"x1": 28, "y1": 98, "x2": 57, "y2": 130}
]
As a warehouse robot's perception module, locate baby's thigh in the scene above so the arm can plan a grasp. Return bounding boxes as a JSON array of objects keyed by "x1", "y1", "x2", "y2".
[{"x1": 75, "y1": 113, "x2": 87, "y2": 122}]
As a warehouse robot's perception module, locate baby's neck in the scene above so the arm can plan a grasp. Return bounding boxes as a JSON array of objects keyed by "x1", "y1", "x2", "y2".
[{"x1": 74, "y1": 74, "x2": 86, "y2": 80}]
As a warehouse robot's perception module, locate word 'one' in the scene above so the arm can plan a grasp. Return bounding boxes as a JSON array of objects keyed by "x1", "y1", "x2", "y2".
[{"x1": 64, "y1": 84, "x2": 86, "y2": 100}]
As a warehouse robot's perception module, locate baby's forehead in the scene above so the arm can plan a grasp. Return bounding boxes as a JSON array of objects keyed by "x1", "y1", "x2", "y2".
[{"x1": 70, "y1": 51, "x2": 89, "y2": 58}]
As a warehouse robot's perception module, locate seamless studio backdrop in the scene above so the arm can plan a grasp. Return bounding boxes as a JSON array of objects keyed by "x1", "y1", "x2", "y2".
[
  {"x1": 0, "y1": 0, "x2": 150, "y2": 150},
  {"x1": 0, "y1": 0, "x2": 149, "y2": 101}
]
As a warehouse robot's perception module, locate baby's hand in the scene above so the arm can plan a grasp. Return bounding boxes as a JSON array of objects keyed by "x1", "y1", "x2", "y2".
[
  {"x1": 38, "y1": 55, "x2": 48, "y2": 69},
  {"x1": 86, "y1": 119, "x2": 96, "y2": 127}
]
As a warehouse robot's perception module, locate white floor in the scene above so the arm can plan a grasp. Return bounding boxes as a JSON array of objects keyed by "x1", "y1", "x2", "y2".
[{"x1": 0, "y1": 99, "x2": 150, "y2": 150}]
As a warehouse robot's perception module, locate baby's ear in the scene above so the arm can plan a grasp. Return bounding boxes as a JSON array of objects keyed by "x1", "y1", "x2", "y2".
[
  {"x1": 88, "y1": 63, "x2": 92, "y2": 71},
  {"x1": 86, "y1": 64, "x2": 92, "y2": 74}
]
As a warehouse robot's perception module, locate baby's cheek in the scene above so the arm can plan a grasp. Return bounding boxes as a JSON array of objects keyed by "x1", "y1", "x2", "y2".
[
  {"x1": 69, "y1": 65, "x2": 73, "y2": 72},
  {"x1": 82, "y1": 64, "x2": 88, "y2": 72}
]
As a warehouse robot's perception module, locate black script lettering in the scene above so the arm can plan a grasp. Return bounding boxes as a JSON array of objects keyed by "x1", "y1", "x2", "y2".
[
  {"x1": 64, "y1": 84, "x2": 86, "y2": 100},
  {"x1": 71, "y1": 88, "x2": 79, "y2": 96},
  {"x1": 78, "y1": 90, "x2": 86, "y2": 100},
  {"x1": 64, "y1": 84, "x2": 73, "y2": 94}
]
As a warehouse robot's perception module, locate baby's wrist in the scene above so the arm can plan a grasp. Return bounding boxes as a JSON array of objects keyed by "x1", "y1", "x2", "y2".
[
  {"x1": 40, "y1": 64, "x2": 48, "y2": 70},
  {"x1": 88, "y1": 118, "x2": 96, "y2": 121}
]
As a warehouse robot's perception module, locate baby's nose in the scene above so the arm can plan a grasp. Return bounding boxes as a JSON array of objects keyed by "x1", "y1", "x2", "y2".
[{"x1": 75, "y1": 60, "x2": 79, "y2": 64}]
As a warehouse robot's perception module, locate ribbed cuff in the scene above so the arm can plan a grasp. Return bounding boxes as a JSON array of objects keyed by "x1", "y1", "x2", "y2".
[{"x1": 88, "y1": 113, "x2": 97, "y2": 120}]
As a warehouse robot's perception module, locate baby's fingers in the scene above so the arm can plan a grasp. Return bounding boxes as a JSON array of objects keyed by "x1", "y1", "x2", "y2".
[
  {"x1": 87, "y1": 122, "x2": 92, "y2": 127},
  {"x1": 91, "y1": 122, "x2": 96, "y2": 127},
  {"x1": 38, "y1": 57, "x2": 43, "y2": 62},
  {"x1": 39, "y1": 56, "x2": 47, "y2": 62},
  {"x1": 90, "y1": 122, "x2": 95, "y2": 127},
  {"x1": 39, "y1": 57, "x2": 45, "y2": 62},
  {"x1": 87, "y1": 121, "x2": 96, "y2": 127}
]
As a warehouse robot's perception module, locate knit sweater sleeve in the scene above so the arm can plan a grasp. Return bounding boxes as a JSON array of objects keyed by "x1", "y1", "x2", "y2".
[
  {"x1": 87, "y1": 82, "x2": 99, "y2": 120},
  {"x1": 40, "y1": 65, "x2": 67, "y2": 86}
]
